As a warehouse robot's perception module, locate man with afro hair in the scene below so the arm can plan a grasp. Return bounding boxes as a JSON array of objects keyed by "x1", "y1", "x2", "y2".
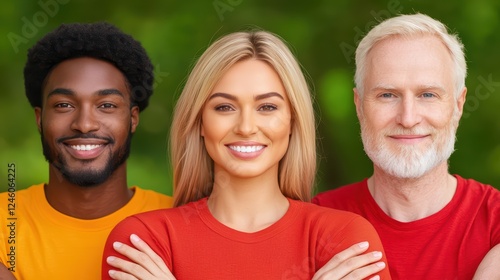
[{"x1": 0, "y1": 22, "x2": 172, "y2": 280}]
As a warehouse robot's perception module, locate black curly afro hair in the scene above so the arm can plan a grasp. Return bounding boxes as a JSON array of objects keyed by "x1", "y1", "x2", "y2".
[{"x1": 24, "y1": 22, "x2": 154, "y2": 111}]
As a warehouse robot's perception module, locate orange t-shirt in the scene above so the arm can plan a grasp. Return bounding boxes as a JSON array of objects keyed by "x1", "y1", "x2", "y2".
[{"x1": 0, "y1": 184, "x2": 172, "y2": 280}]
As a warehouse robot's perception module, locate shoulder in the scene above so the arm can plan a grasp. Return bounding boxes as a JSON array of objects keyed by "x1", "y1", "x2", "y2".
[
  {"x1": 131, "y1": 186, "x2": 174, "y2": 208},
  {"x1": 312, "y1": 179, "x2": 368, "y2": 206},
  {"x1": 455, "y1": 175, "x2": 500, "y2": 200},
  {"x1": 109, "y1": 208, "x2": 171, "y2": 241},
  {"x1": 108, "y1": 200, "x2": 204, "y2": 244},
  {"x1": 293, "y1": 200, "x2": 373, "y2": 231},
  {"x1": 293, "y1": 201, "x2": 383, "y2": 254},
  {"x1": 116, "y1": 199, "x2": 203, "y2": 230},
  {"x1": 0, "y1": 184, "x2": 44, "y2": 209}
]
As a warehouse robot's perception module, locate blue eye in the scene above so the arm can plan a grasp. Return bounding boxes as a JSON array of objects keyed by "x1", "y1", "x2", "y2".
[
  {"x1": 380, "y1": 93, "x2": 394, "y2": 98},
  {"x1": 421, "y1": 92, "x2": 436, "y2": 98}
]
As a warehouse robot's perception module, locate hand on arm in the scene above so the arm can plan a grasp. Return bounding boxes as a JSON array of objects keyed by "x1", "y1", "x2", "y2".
[
  {"x1": 312, "y1": 241, "x2": 386, "y2": 280},
  {"x1": 106, "y1": 234, "x2": 176, "y2": 280},
  {"x1": 473, "y1": 244, "x2": 500, "y2": 280}
]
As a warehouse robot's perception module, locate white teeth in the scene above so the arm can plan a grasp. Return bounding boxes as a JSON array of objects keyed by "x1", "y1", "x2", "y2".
[
  {"x1": 70, "y1": 144, "x2": 102, "y2": 151},
  {"x1": 229, "y1": 146, "x2": 264, "y2": 153}
]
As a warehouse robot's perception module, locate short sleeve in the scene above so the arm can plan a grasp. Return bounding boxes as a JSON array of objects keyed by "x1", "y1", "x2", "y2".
[
  {"x1": 101, "y1": 214, "x2": 171, "y2": 279},
  {"x1": 316, "y1": 214, "x2": 392, "y2": 279}
]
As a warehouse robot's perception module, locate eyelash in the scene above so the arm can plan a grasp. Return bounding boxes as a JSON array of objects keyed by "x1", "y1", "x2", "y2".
[
  {"x1": 379, "y1": 93, "x2": 395, "y2": 98},
  {"x1": 378, "y1": 92, "x2": 437, "y2": 99},
  {"x1": 259, "y1": 103, "x2": 277, "y2": 111},
  {"x1": 214, "y1": 104, "x2": 234, "y2": 111},
  {"x1": 99, "y1": 103, "x2": 117, "y2": 109},
  {"x1": 213, "y1": 103, "x2": 278, "y2": 112}
]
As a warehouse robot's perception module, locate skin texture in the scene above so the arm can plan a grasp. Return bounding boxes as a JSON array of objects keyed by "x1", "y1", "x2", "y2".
[
  {"x1": 201, "y1": 59, "x2": 291, "y2": 233},
  {"x1": 0, "y1": 264, "x2": 16, "y2": 280},
  {"x1": 35, "y1": 57, "x2": 138, "y2": 219},
  {"x1": 202, "y1": 59, "x2": 291, "y2": 183},
  {"x1": 473, "y1": 244, "x2": 500, "y2": 280},
  {"x1": 354, "y1": 35, "x2": 466, "y2": 222}
]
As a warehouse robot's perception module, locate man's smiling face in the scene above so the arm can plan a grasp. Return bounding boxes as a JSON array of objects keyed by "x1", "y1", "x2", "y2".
[{"x1": 36, "y1": 57, "x2": 139, "y2": 187}]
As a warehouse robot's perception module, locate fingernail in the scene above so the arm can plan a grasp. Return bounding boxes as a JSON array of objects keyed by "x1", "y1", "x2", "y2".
[
  {"x1": 358, "y1": 241, "x2": 369, "y2": 248},
  {"x1": 130, "y1": 234, "x2": 140, "y2": 242},
  {"x1": 106, "y1": 256, "x2": 116, "y2": 263},
  {"x1": 113, "y1": 242, "x2": 122, "y2": 249},
  {"x1": 372, "y1": 251, "x2": 382, "y2": 258},
  {"x1": 376, "y1": 261, "x2": 386, "y2": 268},
  {"x1": 369, "y1": 276, "x2": 380, "y2": 280},
  {"x1": 108, "y1": 269, "x2": 116, "y2": 276}
]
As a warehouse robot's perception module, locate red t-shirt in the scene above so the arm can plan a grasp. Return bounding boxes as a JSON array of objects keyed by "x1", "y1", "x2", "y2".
[
  {"x1": 102, "y1": 198, "x2": 392, "y2": 279},
  {"x1": 312, "y1": 175, "x2": 500, "y2": 279}
]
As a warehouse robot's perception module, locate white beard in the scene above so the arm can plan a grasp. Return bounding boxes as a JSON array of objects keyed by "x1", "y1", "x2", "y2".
[{"x1": 360, "y1": 111, "x2": 459, "y2": 179}]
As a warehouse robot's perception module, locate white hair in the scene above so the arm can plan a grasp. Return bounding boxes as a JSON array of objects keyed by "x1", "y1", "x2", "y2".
[{"x1": 355, "y1": 13, "x2": 466, "y2": 98}]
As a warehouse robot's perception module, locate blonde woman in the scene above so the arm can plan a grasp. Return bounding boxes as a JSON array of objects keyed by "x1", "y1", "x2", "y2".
[{"x1": 102, "y1": 30, "x2": 391, "y2": 280}]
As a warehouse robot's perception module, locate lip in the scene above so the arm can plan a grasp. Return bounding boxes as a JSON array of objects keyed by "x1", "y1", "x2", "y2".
[
  {"x1": 226, "y1": 142, "x2": 266, "y2": 160},
  {"x1": 62, "y1": 138, "x2": 109, "y2": 160},
  {"x1": 389, "y1": 134, "x2": 430, "y2": 144}
]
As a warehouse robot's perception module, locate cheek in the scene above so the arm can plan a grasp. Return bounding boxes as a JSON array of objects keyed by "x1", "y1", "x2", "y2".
[
  {"x1": 427, "y1": 107, "x2": 456, "y2": 129},
  {"x1": 264, "y1": 114, "x2": 292, "y2": 137},
  {"x1": 361, "y1": 107, "x2": 391, "y2": 130},
  {"x1": 42, "y1": 115, "x2": 67, "y2": 138},
  {"x1": 200, "y1": 121, "x2": 224, "y2": 148}
]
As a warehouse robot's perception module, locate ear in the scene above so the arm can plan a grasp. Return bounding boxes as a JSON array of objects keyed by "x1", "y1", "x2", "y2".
[
  {"x1": 456, "y1": 87, "x2": 467, "y2": 117},
  {"x1": 130, "y1": 106, "x2": 139, "y2": 133},
  {"x1": 353, "y1": 88, "x2": 362, "y2": 119},
  {"x1": 34, "y1": 107, "x2": 42, "y2": 133}
]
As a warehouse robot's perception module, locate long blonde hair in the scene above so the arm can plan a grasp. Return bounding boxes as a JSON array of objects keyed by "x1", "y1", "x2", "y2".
[{"x1": 171, "y1": 31, "x2": 316, "y2": 207}]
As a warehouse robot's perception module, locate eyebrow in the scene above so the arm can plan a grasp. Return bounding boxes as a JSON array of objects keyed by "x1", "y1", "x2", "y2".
[
  {"x1": 370, "y1": 84, "x2": 446, "y2": 93},
  {"x1": 47, "y1": 88, "x2": 125, "y2": 99},
  {"x1": 208, "y1": 92, "x2": 284, "y2": 101}
]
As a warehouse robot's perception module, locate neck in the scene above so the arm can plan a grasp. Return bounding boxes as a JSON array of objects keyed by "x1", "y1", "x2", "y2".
[
  {"x1": 368, "y1": 162, "x2": 457, "y2": 222},
  {"x1": 45, "y1": 164, "x2": 133, "y2": 219},
  {"x1": 207, "y1": 169, "x2": 289, "y2": 233}
]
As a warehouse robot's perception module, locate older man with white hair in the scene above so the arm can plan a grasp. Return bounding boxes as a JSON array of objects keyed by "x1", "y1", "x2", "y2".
[{"x1": 313, "y1": 13, "x2": 500, "y2": 279}]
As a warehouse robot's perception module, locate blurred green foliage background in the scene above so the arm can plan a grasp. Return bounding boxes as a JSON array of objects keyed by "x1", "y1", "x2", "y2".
[{"x1": 1, "y1": 0, "x2": 499, "y2": 196}]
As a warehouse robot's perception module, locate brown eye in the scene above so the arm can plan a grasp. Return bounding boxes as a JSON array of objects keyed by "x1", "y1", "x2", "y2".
[
  {"x1": 99, "y1": 103, "x2": 117, "y2": 109},
  {"x1": 215, "y1": 104, "x2": 234, "y2": 111},
  {"x1": 55, "y1": 103, "x2": 72, "y2": 108},
  {"x1": 259, "y1": 104, "x2": 277, "y2": 111}
]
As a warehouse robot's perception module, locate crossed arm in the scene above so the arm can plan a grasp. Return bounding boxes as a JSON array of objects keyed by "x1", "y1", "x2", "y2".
[
  {"x1": 103, "y1": 236, "x2": 500, "y2": 280},
  {"x1": 104, "y1": 234, "x2": 386, "y2": 280}
]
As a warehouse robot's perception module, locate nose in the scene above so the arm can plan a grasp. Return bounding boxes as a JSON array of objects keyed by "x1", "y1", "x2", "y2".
[
  {"x1": 234, "y1": 109, "x2": 258, "y2": 136},
  {"x1": 396, "y1": 97, "x2": 422, "y2": 128},
  {"x1": 70, "y1": 106, "x2": 100, "y2": 133}
]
